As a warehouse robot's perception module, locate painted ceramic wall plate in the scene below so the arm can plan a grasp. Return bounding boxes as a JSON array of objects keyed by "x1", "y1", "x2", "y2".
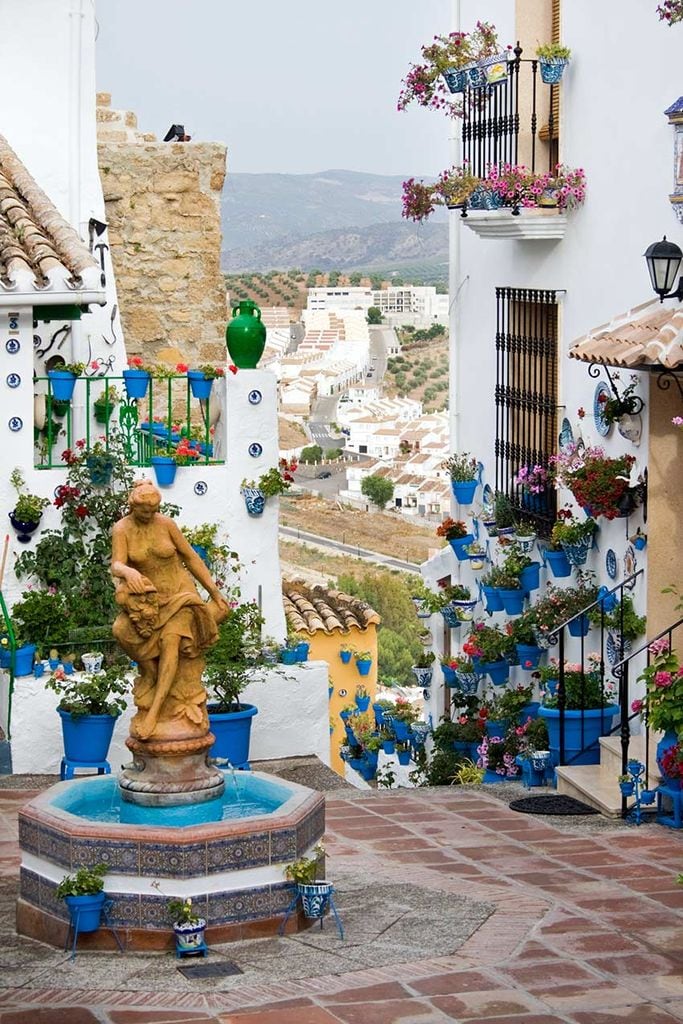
[
  {"x1": 623, "y1": 543, "x2": 637, "y2": 587},
  {"x1": 605, "y1": 549, "x2": 618, "y2": 580},
  {"x1": 593, "y1": 382, "x2": 611, "y2": 437},
  {"x1": 559, "y1": 417, "x2": 574, "y2": 451},
  {"x1": 481, "y1": 483, "x2": 494, "y2": 518}
]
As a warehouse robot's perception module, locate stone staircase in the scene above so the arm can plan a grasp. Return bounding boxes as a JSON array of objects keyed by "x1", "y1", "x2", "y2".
[{"x1": 555, "y1": 733, "x2": 660, "y2": 817}]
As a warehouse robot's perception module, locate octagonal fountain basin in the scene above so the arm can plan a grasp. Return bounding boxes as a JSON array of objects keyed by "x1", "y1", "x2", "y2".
[{"x1": 17, "y1": 770, "x2": 325, "y2": 951}]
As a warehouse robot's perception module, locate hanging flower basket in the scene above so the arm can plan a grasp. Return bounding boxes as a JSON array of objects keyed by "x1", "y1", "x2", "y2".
[
  {"x1": 122, "y1": 368, "x2": 150, "y2": 400},
  {"x1": 241, "y1": 487, "x2": 266, "y2": 516},
  {"x1": 561, "y1": 535, "x2": 592, "y2": 567},
  {"x1": 538, "y1": 57, "x2": 568, "y2": 85},
  {"x1": 150, "y1": 455, "x2": 177, "y2": 488},
  {"x1": 187, "y1": 370, "x2": 214, "y2": 400},
  {"x1": 47, "y1": 369, "x2": 78, "y2": 402}
]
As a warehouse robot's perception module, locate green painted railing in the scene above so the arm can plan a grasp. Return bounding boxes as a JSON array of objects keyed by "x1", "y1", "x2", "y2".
[
  {"x1": 34, "y1": 374, "x2": 223, "y2": 469},
  {"x1": 0, "y1": 591, "x2": 16, "y2": 741}
]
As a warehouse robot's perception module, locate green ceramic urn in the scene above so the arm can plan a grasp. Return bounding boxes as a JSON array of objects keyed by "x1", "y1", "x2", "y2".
[{"x1": 225, "y1": 300, "x2": 267, "y2": 369}]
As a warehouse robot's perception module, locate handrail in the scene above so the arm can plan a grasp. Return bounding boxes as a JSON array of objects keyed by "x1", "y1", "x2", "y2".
[
  {"x1": 611, "y1": 615, "x2": 683, "y2": 674},
  {"x1": 0, "y1": 590, "x2": 16, "y2": 742},
  {"x1": 548, "y1": 570, "x2": 644, "y2": 641}
]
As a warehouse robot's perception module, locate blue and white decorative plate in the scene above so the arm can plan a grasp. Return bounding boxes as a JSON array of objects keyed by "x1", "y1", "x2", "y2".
[
  {"x1": 623, "y1": 543, "x2": 637, "y2": 587},
  {"x1": 593, "y1": 382, "x2": 611, "y2": 437},
  {"x1": 248, "y1": 389, "x2": 262, "y2": 405},
  {"x1": 193, "y1": 481, "x2": 208, "y2": 496},
  {"x1": 6, "y1": 373, "x2": 20, "y2": 388},
  {"x1": 248, "y1": 442, "x2": 263, "y2": 458},
  {"x1": 5, "y1": 338, "x2": 19, "y2": 354},
  {"x1": 481, "y1": 483, "x2": 494, "y2": 517},
  {"x1": 605, "y1": 548, "x2": 618, "y2": 580},
  {"x1": 8, "y1": 416, "x2": 22, "y2": 431},
  {"x1": 559, "y1": 417, "x2": 574, "y2": 451}
]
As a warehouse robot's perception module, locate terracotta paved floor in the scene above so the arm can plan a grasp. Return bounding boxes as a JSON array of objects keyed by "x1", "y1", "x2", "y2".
[{"x1": 1, "y1": 786, "x2": 682, "y2": 1023}]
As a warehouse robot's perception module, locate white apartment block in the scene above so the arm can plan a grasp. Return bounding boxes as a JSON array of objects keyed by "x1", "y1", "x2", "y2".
[{"x1": 306, "y1": 286, "x2": 448, "y2": 326}]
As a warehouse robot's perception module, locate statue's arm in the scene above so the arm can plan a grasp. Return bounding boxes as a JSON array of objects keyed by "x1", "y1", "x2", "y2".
[{"x1": 166, "y1": 518, "x2": 227, "y2": 604}]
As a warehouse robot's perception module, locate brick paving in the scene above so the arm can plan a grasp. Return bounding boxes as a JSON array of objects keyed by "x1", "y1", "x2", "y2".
[{"x1": 0, "y1": 785, "x2": 681, "y2": 1023}]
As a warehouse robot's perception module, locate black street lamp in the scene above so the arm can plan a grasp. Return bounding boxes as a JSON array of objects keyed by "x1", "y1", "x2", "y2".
[{"x1": 644, "y1": 236, "x2": 683, "y2": 301}]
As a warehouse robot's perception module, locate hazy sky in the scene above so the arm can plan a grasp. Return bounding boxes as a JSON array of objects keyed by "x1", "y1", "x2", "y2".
[{"x1": 96, "y1": 0, "x2": 453, "y2": 178}]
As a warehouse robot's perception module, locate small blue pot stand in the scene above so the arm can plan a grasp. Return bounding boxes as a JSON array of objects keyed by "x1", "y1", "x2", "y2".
[
  {"x1": 64, "y1": 896, "x2": 125, "y2": 961},
  {"x1": 60, "y1": 757, "x2": 111, "y2": 781},
  {"x1": 278, "y1": 885, "x2": 344, "y2": 941}
]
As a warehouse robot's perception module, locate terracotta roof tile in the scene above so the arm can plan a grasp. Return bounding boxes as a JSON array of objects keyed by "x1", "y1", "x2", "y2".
[
  {"x1": 0, "y1": 133, "x2": 98, "y2": 289},
  {"x1": 569, "y1": 298, "x2": 683, "y2": 369},
  {"x1": 282, "y1": 581, "x2": 381, "y2": 636}
]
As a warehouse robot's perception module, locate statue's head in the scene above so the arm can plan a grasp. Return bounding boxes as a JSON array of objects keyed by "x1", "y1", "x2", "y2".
[{"x1": 128, "y1": 479, "x2": 161, "y2": 522}]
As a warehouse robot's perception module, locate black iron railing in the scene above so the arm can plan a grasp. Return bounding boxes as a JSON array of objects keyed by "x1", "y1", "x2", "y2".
[
  {"x1": 548, "y1": 570, "x2": 645, "y2": 766},
  {"x1": 495, "y1": 287, "x2": 559, "y2": 538},
  {"x1": 461, "y1": 44, "x2": 558, "y2": 179},
  {"x1": 612, "y1": 616, "x2": 683, "y2": 817}
]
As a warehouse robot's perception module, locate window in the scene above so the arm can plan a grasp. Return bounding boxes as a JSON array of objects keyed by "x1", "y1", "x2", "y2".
[{"x1": 495, "y1": 287, "x2": 559, "y2": 535}]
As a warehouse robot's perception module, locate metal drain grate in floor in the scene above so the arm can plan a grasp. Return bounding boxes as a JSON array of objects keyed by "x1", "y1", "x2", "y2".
[{"x1": 176, "y1": 960, "x2": 243, "y2": 979}]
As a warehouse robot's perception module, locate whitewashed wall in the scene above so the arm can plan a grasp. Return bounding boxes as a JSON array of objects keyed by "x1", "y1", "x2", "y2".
[{"x1": 6, "y1": 661, "x2": 330, "y2": 774}]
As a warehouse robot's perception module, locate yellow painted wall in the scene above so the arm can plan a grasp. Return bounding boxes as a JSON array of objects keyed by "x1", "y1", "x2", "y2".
[
  {"x1": 298, "y1": 625, "x2": 378, "y2": 777},
  {"x1": 646, "y1": 379, "x2": 683, "y2": 648}
]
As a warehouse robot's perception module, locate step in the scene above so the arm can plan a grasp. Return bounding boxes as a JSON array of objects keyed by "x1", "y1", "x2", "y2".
[
  {"x1": 599, "y1": 733, "x2": 660, "y2": 781},
  {"x1": 555, "y1": 764, "x2": 623, "y2": 817}
]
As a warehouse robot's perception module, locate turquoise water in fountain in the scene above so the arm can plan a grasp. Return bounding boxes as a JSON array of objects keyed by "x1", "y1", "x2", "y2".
[{"x1": 49, "y1": 771, "x2": 291, "y2": 828}]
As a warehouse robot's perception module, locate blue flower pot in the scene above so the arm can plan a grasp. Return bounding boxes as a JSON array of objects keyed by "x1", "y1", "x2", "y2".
[
  {"x1": 441, "y1": 605, "x2": 462, "y2": 628},
  {"x1": 483, "y1": 768, "x2": 508, "y2": 783},
  {"x1": 450, "y1": 479, "x2": 477, "y2": 505},
  {"x1": 295, "y1": 641, "x2": 309, "y2": 662},
  {"x1": 191, "y1": 544, "x2": 210, "y2": 566},
  {"x1": 448, "y1": 534, "x2": 474, "y2": 560},
  {"x1": 187, "y1": 370, "x2": 213, "y2": 400},
  {"x1": 47, "y1": 370, "x2": 77, "y2": 402},
  {"x1": 392, "y1": 720, "x2": 410, "y2": 743},
  {"x1": 454, "y1": 740, "x2": 480, "y2": 760},
  {"x1": 499, "y1": 588, "x2": 525, "y2": 615},
  {"x1": 150, "y1": 455, "x2": 177, "y2": 487},
  {"x1": 339, "y1": 650, "x2": 352, "y2": 664},
  {"x1": 372, "y1": 703, "x2": 386, "y2": 728},
  {"x1": 58, "y1": 709, "x2": 119, "y2": 763},
  {"x1": 13, "y1": 643, "x2": 36, "y2": 677},
  {"x1": 411, "y1": 666, "x2": 433, "y2": 687},
  {"x1": 521, "y1": 493, "x2": 550, "y2": 515},
  {"x1": 519, "y1": 562, "x2": 541, "y2": 594},
  {"x1": 539, "y1": 57, "x2": 568, "y2": 85},
  {"x1": 442, "y1": 664, "x2": 457, "y2": 686},
  {"x1": 65, "y1": 893, "x2": 106, "y2": 934},
  {"x1": 515, "y1": 644, "x2": 543, "y2": 670},
  {"x1": 280, "y1": 648, "x2": 297, "y2": 665},
  {"x1": 242, "y1": 487, "x2": 266, "y2": 516},
  {"x1": 356, "y1": 659, "x2": 372, "y2": 677},
  {"x1": 561, "y1": 536, "x2": 592, "y2": 568},
  {"x1": 441, "y1": 66, "x2": 467, "y2": 93},
  {"x1": 538, "y1": 704, "x2": 619, "y2": 766},
  {"x1": 483, "y1": 660, "x2": 509, "y2": 686},
  {"x1": 518, "y1": 701, "x2": 540, "y2": 723},
  {"x1": 122, "y1": 368, "x2": 150, "y2": 399},
  {"x1": 619, "y1": 780, "x2": 635, "y2": 796},
  {"x1": 543, "y1": 549, "x2": 572, "y2": 578},
  {"x1": 297, "y1": 882, "x2": 333, "y2": 920},
  {"x1": 568, "y1": 614, "x2": 590, "y2": 638},
  {"x1": 33, "y1": 662, "x2": 45, "y2": 678},
  {"x1": 481, "y1": 585, "x2": 504, "y2": 613},
  {"x1": 485, "y1": 718, "x2": 509, "y2": 738},
  {"x1": 208, "y1": 703, "x2": 257, "y2": 766},
  {"x1": 468, "y1": 186, "x2": 504, "y2": 210},
  {"x1": 656, "y1": 729, "x2": 680, "y2": 782},
  {"x1": 382, "y1": 739, "x2": 395, "y2": 754},
  {"x1": 453, "y1": 672, "x2": 480, "y2": 696},
  {"x1": 397, "y1": 749, "x2": 411, "y2": 766},
  {"x1": 355, "y1": 694, "x2": 371, "y2": 712}
]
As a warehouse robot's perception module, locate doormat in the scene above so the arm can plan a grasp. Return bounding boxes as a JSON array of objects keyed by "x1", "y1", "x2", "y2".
[
  {"x1": 509, "y1": 795, "x2": 598, "y2": 816},
  {"x1": 177, "y1": 960, "x2": 243, "y2": 979}
]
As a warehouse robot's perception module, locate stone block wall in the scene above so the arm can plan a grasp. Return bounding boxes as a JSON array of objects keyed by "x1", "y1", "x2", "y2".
[{"x1": 96, "y1": 93, "x2": 228, "y2": 366}]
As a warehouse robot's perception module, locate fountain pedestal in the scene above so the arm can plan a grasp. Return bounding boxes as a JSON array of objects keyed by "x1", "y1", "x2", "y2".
[{"x1": 119, "y1": 733, "x2": 225, "y2": 806}]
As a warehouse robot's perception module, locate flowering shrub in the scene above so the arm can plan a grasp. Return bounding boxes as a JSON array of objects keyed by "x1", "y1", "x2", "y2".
[
  {"x1": 550, "y1": 506, "x2": 597, "y2": 547},
  {"x1": 632, "y1": 639, "x2": 683, "y2": 735},
  {"x1": 550, "y1": 444, "x2": 636, "y2": 520},
  {"x1": 672, "y1": 416, "x2": 683, "y2": 428},
  {"x1": 398, "y1": 22, "x2": 504, "y2": 117},
  {"x1": 657, "y1": 0, "x2": 683, "y2": 23},
  {"x1": 402, "y1": 165, "x2": 480, "y2": 221},
  {"x1": 441, "y1": 451, "x2": 478, "y2": 481},
  {"x1": 477, "y1": 734, "x2": 519, "y2": 776},
  {"x1": 513, "y1": 464, "x2": 549, "y2": 494},
  {"x1": 243, "y1": 457, "x2": 298, "y2": 498},
  {"x1": 531, "y1": 582, "x2": 600, "y2": 638},
  {"x1": 436, "y1": 517, "x2": 469, "y2": 540},
  {"x1": 596, "y1": 374, "x2": 642, "y2": 427},
  {"x1": 465, "y1": 621, "x2": 514, "y2": 663},
  {"x1": 539, "y1": 654, "x2": 616, "y2": 710},
  {"x1": 660, "y1": 742, "x2": 683, "y2": 779}
]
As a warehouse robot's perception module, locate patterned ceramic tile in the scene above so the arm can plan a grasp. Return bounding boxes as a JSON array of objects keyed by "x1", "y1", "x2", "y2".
[
  {"x1": 208, "y1": 885, "x2": 271, "y2": 924},
  {"x1": 19, "y1": 867, "x2": 40, "y2": 906},
  {"x1": 180, "y1": 842, "x2": 207, "y2": 877},
  {"x1": 206, "y1": 831, "x2": 270, "y2": 873},
  {"x1": 296, "y1": 803, "x2": 326, "y2": 856},
  {"x1": 39, "y1": 826, "x2": 71, "y2": 868},
  {"x1": 71, "y1": 838, "x2": 139, "y2": 874},
  {"x1": 270, "y1": 882, "x2": 297, "y2": 915},
  {"x1": 18, "y1": 817, "x2": 41, "y2": 856},
  {"x1": 106, "y1": 894, "x2": 141, "y2": 928},
  {"x1": 270, "y1": 827, "x2": 297, "y2": 864},
  {"x1": 138, "y1": 894, "x2": 175, "y2": 930},
  {"x1": 138, "y1": 842, "x2": 183, "y2": 877},
  {"x1": 39, "y1": 876, "x2": 68, "y2": 920}
]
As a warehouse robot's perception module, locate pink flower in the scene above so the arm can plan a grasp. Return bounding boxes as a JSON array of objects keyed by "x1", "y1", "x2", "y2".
[
  {"x1": 631, "y1": 698, "x2": 644, "y2": 714},
  {"x1": 655, "y1": 671, "x2": 673, "y2": 688},
  {"x1": 649, "y1": 638, "x2": 670, "y2": 656}
]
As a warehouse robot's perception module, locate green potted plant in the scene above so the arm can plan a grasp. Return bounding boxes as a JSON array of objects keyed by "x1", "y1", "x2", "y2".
[
  {"x1": 590, "y1": 594, "x2": 646, "y2": 666},
  {"x1": 168, "y1": 897, "x2": 207, "y2": 953},
  {"x1": 92, "y1": 385, "x2": 120, "y2": 424},
  {"x1": 493, "y1": 491, "x2": 516, "y2": 536},
  {"x1": 596, "y1": 374, "x2": 643, "y2": 428},
  {"x1": 56, "y1": 862, "x2": 108, "y2": 935},
  {"x1": 465, "y1": 541, "x2": 487, "y2": 570},
  {"x1": 204, "y1": 600, "x2": 264, "y2": 767},
  {"x1": 538, "y1": 654, "x2": 619, "y2": 764},
  {"x1": 339, "y1": 641, "x2": 354, "y2": 665},
  {"x1": 465, "y1": 623, "x2": 512, "y2": 685},
  {"x1": 284, "y1": 843, "x2": 332, "y2": 919},
  {"x1": 535, "y1": 41, "x2": 571, "y2": 84},
  {"x1": 354, "y1": 650, "x2": 373, "y2": 678},
  {"x1": 412, "y1": 649, "x2": 435, "y2": 687},
  {"x1": 9, "y1": 468, "x2": 50, "y2": 543},
  {"x1": 436, "y1": 516, "x2": 474, "y2": 560},
  {"x1": 550, "y1": 446, "x2": 637, "y2": 521},
  {"x1": 441, "y1": 452, "x2": 479, "y2": 505},
  {"x1": 185, "y1": 363, "x2": 225, "y2": 400},
  {"x1": 47, "y1": 361, "x2": 86, "y2": 402},
  {"x1": 46, "y1": 663, "x2": 128, "y2": 768},
  {"x1": 550, "y1": 507, "x2": 597, "y2": 568},
  {"x1": 632, "y1": 639, "x2": 683, "y2": 782},
  {"x1": 508, "y1": 610, "x2": 544, "y2": 670},
  {"x1": 402, "y1": 166, "x2": 481, "y2": 221}
]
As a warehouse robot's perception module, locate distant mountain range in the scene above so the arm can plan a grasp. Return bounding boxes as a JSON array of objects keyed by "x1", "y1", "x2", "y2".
[{"x1": 221, "y1": 169, "x2": 448, "y2": 279}]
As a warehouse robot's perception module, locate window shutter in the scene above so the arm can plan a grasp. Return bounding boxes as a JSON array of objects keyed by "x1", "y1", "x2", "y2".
[{"x1": 540, "y1": 0, "x2": 561, "y2": 143}]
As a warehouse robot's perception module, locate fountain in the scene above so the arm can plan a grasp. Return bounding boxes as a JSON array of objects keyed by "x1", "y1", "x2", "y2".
[{"x1": 16, "y1": 480, "x2": 325, "y2": 949}]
